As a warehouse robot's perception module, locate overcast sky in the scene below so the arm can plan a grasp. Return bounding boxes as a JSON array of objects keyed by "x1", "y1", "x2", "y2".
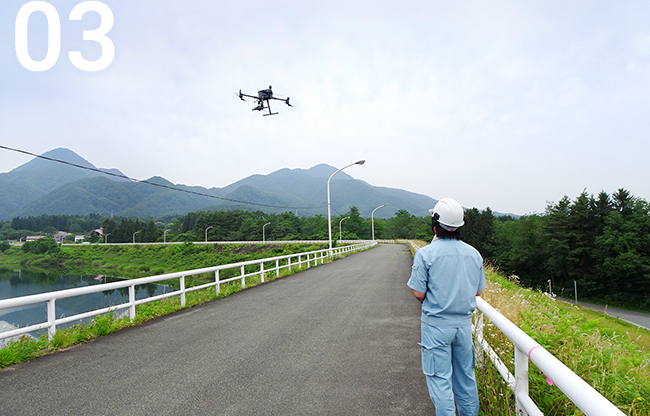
[{"x1": 2, "y1": 0, "x2": 649, "y2": 216}]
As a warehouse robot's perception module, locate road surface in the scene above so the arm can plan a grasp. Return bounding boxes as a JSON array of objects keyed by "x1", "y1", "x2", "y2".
[
  {"x1": 0, "y1": 244, "x2": 434, "y2": 415},
  {"x1": 573, "y1": 301, "x2": 650, "y2": 330}
]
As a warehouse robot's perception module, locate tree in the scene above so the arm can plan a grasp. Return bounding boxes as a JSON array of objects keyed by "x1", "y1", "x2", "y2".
[
  {"x1": 101, "y1": 218, "x2": 117, "y2": 242},
  {"x1": 346, "y1": 206, "x2": 369, "y2": 239},
  {"x1": 494, "y1": 214, "x2": 547, "y2": 287},
  {"x1": 22, "y1": 238, "x2": 60, "y2": 254},
  {"x1": 595, "y1": 198, "x2": 650, "y2": 306},
  {"x1": 385, "y1": 209, "x2": 416, "y2": 239},
  {"x1": 141, "y1": 220, "x2": 159, "y2": 242},
  {"x1": 543, "y1": 196, "x2": 572, "y2": 289},
  {"x1": 612, "y1": 188, "x2": 634, "y2": 217},
  {"x1": 0, "y1": 241, "x2": 11, "y2": 252},
  {"x1": 114, "y1": 218, "x2": 143, "y2": 243},
  {"x1": 463, "y1": 207, "x2": 497, "y2": 260},
  {"x1": 302, "y1": 215, "x2": 328, "y2": 240}
]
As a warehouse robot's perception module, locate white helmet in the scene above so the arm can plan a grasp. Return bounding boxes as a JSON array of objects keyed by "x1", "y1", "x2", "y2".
[{"x1": 429, "y1": 198, "x2": 464, "y2": 231}]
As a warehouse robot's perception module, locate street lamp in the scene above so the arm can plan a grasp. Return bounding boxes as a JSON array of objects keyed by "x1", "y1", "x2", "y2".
[
  {"x1": 327, "y1": 160, "x2": 365, "y2": 250},
  {"x1": 133, "y1": 230, "x2": 140, "y2": 244},
  {"x1": 104, "y1": 233, "x2": 111, "y2": 244},
  {"x1": 164, "y1": 229, "x2": 170, "y2": 243},
  {"x1": 371, "y1": 204, "x2": 388, "y2": 241},
  {"x1": 262, "y1": 222, "x2": 271, "y2": 243},
  {"x1": 339, "y1": 216, "x2": 350, "y2": 242},
  {"x1": 205, "y1": 226, "x2": 213, "y2": 243}
]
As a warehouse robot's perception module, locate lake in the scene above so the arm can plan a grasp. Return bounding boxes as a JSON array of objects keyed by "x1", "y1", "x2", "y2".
[{"x1": 0, "y1": 268, "x2": 172, "y2": 342}]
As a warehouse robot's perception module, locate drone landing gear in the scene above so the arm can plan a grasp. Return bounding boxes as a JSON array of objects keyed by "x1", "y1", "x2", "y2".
[{"x1": 262, "y1": 101, "x2": 278, "y2": 116}]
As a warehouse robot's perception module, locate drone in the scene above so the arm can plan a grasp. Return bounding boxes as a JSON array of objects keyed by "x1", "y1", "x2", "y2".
[{"x1": 237, "y1": 85, "x2": 292, "y2": 116}]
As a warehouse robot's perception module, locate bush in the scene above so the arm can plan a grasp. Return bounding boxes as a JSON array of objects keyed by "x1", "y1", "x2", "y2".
[
  {"x1": 21, "y1": 238, "x2": 60, "y2": 255},
  {"x1": 0, "y1": 241, "x2": 11, "y2": 253}
]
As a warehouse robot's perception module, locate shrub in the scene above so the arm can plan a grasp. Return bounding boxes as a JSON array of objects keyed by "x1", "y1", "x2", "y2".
[
  {"x1": 0, "y1": 241, "x2": 11, "y2": 253},
  {"x1": 21, "y1": 238, "x2": 60, "y2": 255}
]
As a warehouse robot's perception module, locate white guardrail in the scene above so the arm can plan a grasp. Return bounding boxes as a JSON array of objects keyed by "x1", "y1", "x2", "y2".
[
  {"x1": 406, "y1": 240, "x2": 625, "y2": 416},
  {"x1": 0, "y1": 241, "x2": 376, "y2": 343}
]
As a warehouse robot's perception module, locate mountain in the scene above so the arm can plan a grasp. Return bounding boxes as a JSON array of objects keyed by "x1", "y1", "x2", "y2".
[
  {"x1": 0, "y1": 148, "x2": 130, "y2": 220},
  {"x1": 0, "y1": 148, "x2": 439, "y2": 220}
]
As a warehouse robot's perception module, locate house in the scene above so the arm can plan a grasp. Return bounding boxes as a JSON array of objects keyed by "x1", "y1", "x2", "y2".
[{"x1": 53, "y1": 232, "x2": 70, "y2": 244}]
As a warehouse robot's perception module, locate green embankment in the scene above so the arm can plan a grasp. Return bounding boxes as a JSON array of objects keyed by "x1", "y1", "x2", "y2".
[{"x1": 0, "y1": 242, "x2": 327, "y2": 277}]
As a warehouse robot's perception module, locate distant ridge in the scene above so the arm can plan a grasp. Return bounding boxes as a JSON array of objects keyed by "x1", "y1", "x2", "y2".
[
  {"x1": 0, "y1": 148, "x2": 441, "y2": 220},
  {"x1": 0, "y1": 148, "x2": 129, "y2": 220}
]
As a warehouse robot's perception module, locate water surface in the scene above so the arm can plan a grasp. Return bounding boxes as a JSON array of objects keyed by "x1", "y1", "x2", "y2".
[{"x1": 0, "y1": 268, "x2": 172, "y2": 339}]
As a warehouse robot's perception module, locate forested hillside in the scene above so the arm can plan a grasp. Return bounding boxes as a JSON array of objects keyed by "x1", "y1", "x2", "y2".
[{"x1": 461, "y1": 188, "x2": 650, "y2": 310}]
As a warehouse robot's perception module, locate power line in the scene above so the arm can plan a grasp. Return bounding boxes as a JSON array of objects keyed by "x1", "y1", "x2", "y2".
[{"x1": 0, "y1": 145, "x2": 324, "y2": 211}]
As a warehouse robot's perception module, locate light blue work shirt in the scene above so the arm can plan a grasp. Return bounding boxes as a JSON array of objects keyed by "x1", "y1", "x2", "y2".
[{"x1": 407, "y1": 238, "x2": 486, "y2": 328}]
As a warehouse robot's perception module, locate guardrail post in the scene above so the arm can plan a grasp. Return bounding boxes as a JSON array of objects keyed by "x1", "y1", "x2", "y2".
[
  {"x1": 241, "y1": 265, "x2": 246, "y2": 288},
  {"x1": 514, "y1": 346, "x2": 530, "y2": 416},
  {"x1": 288, "y1": 257, "x2": 292, "y2": 272},
  {"x1": 276, "y1": 259, "x2": 280, "y2": 277},
  {"x1": 260, "y1": 262, "x2": 265, "y2": 283},
  {"x1": 47, "y1": 298, "x2": 56, "y2": 340},
  {"x1": 180, "y1": 276, "x2": 186, "y2": 307},
  {"x1": 215, "y1": 270, "x2": 220, "y2": 295},
  {"x1": 129, "y1": 285, "x2": 136, "y2": 321},
  {"x1": 307, "y1": 253, "x2": 311, "y2": 268}
]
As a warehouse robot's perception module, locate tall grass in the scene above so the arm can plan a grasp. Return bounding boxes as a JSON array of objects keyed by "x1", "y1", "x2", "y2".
[{"x1": 478, "y1": 267, "x2": 650, "y2": 415}]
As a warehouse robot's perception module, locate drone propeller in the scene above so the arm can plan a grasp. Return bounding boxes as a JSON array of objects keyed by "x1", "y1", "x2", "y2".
[
  {"x1": 237, "y1": 89, "x2": 246, "y2": 101},
  {"x1": 285, "y1": 97, "x2": 293, "y2": 107}
]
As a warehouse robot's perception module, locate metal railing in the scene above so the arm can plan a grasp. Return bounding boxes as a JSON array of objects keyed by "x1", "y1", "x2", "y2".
[
  {"x1": 61, "y1": 240, "x2": 331, "y2": 246},
  {"x1": 0, "y1": 241, "x2": 376, "y2": 343},
  {"x1": 409, "y1": 241, "x2": 625, "y2": 416}
]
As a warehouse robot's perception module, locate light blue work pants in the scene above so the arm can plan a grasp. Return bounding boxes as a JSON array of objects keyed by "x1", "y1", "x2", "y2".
[{"x1": 419, "y1": 323, "x2": 479, "y2": 416}]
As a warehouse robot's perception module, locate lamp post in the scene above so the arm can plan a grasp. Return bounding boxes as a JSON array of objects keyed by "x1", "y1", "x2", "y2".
[
  {"x1": 371, "y1": 204, "x2": 388, "y2": 241},
  {"x1": 205, "y1": 226, "x2": 213, "y2": 243},
  {"x1": 133, "y1": 230, "x2": 140, "y2": 244},
  {"x1": 104, "y1": 233, "x2": 111, "y2": 244},
  {"x1": 164, "y1": 229, "x2": 170, "y2": 244},
  {"x1": 328, "y1": 160, "x2": 365, "y2": 250},
  {"x1": 339, "y1": 216, "x2": 350, "y2": 242},
  {"x1": 263, "y1": 222, "x2": 271, "y2": 243}
]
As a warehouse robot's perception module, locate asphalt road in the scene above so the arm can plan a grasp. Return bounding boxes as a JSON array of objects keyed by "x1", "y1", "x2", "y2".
[
  {"x1": 573, "y1": 301, "x2": 650, "y2": 330},
  {"x1": 0, "y1": 244, "x2": 434, "y2": 416}
]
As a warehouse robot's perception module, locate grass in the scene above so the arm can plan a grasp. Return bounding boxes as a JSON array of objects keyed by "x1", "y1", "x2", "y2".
[
  {"x1": 0, "y1": 248, "x2": 362, "y2": 368},
  {"x1": 0, "y1": 242, "x2": 329, "y2": 278},
  {"x1": 478, "y1": 268, "x2": 650, "y2": 415}
]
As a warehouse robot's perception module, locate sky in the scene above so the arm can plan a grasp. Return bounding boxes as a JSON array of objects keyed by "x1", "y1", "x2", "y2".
[{"x1": 1, "y1": 0, "x2": 650, "y2": 216}]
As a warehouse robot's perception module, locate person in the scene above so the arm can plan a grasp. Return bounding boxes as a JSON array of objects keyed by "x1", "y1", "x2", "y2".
[{"x1": 407, "y1": 198, "x2": 486, "y2": 416}]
